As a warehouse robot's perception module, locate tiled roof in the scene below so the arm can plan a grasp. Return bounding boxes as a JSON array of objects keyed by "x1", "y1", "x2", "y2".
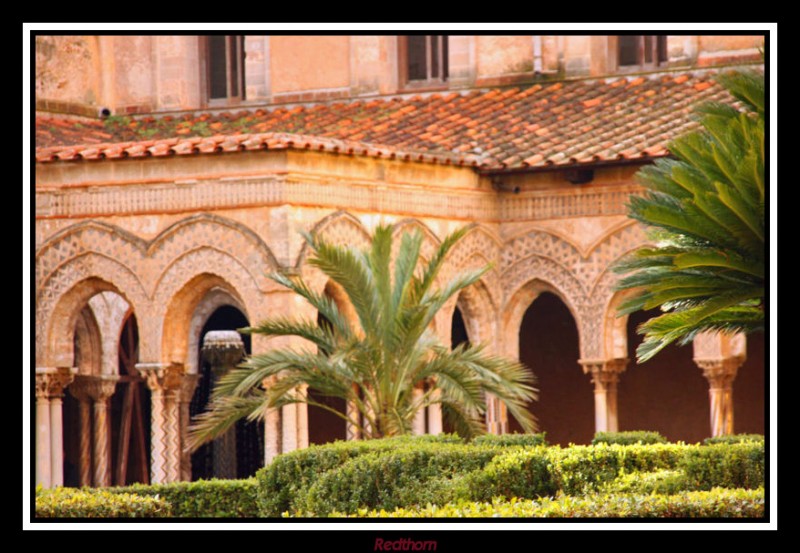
[{"x1": 35, "y1": 72, "x2": 734, "y2": 170}]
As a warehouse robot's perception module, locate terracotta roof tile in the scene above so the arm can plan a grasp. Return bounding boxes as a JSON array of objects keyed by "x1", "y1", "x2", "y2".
[{"x1": 36, "y1": 71, "x2": 745, "y2": 170}]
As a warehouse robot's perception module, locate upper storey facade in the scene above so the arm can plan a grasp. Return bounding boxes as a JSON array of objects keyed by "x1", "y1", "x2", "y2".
[{"x1": 34, "y1": 35, "x2": 762, "y2": 118}]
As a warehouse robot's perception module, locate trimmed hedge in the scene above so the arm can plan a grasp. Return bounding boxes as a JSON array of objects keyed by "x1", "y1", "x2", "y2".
[
  {"x1": 256, "y1": 434, "x2": 463, "y2": 517},
  {"x1": 111, "y1": 478, "x2": 259, "y2": 517},
  {"x1": 601, "y1": 470, "x2": 688, "y2": 495},
  {"x1": 300, "y1": 443, "x2": 499, "y2": 516},
  {"x1": 330, "y1": 488, "x2": 765, "y2": 518},
  {"x1": 469, "y1": 443, "x2": 686, "y2": 500},
  {"x1": 35, "y1": 487, "x2": 172, "y2": 518},
  {"x1": 703, "y1": 434, "x2": 764, "y2": 446},
  {"x1": 680, "y1": 442, "x2": 765, "y2": 490},
  {"x1": 472, "y1": 433, "x2": 547, "y2": 447},
  {"x1": 592, "y1": 431, "x2": 668, "y2": 446}
]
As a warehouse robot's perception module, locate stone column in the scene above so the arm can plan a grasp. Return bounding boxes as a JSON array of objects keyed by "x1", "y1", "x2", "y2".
[
  {"x1": 178, "y1": 374, "x2": 200, "y2": 481},
  {"x1": 35, "y1": 367, "x2": 76, "y2": 488},
  {"x1": 203, "y1": 331, "x2": 246, "y2": 478},
  {"x1": 411, "y1": 386, "x2": 426, "y2": 435},
  {"x1": 297, "y1": 385, "x2": 309, "y2": 450},
  {"x1": 580, "y1": 359, "x2": 627, "y2": 434},
  {"x1": 427, "y1": 386, "x2": 443, "y2": 435},
  {"x1": 68, "y1": 376, "x2": 95, "y2": 487},
  {"x1": 346, "y1": 394, "x2": 362, "y2": 440},
  {"x1": 262, "y1": 376, "x2": 281, "y2": 465},
  {"x1": 484, "y1": 393, "x2": 508, "y2": 435},
  {"x1": 697, "y1": 359, "x2": 742, "y2": 437},
  {"x1": 84, "y1": 375, "x2": 118, "y2": 487},
  {"x1": 137, "y1": 363, "x2": 183, "y2": 484},
  {"x1": 694, "y1": 332, "x2": 746, "y2": 438},
  {"x1": 281, "y1": 403, "x2": 298, "y2": 453}
]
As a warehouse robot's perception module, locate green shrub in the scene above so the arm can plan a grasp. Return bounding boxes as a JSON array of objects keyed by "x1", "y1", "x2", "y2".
[
  {"x1": 680, "y1": 442, "x2": 764, "y2": 490},
  {"x1": 592, "y1": 431, "x2": 668, "y2": 445},
  {"x1": 35, "y1": 487, "x2": 171, "y2": 518},
  {"x1": 256, "y1": 434, "x2": 463, "y2": 517},
  {"x1": 601, "y1": 470, "x2": 689, "y2": 495},
  {"x1": 466, "y1": 446, "x2": 557, "y2": 502},
  {"x1": 301, "y1": 443, "x2": 499, "y2": 516},
  {"x1": 331, "y1": 488, "x2": 765, "y2": 518},
  {"x1": 468, "y1": 443, "x2": 686, "y2": 500},
  {"x1": 703, "y1": 434, "x2": 764, "y2": 446},
  {"x1": 472, "y1": 433, "x2": 547, "y2": 447},
  {"x1": 111, "y1": 478, "x2": 258, "y2": 517}
]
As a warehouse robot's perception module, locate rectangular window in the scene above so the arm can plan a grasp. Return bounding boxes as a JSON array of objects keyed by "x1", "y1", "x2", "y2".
[
  {"x1": 400, "y1": 35, "x2": 448, "y2": 88},
  {"x1": 617, "y1": 36, "x2": 668, "y2": 69},
  {"x1": 205, "y1": 36, "x2": 245, "y2": 104}
]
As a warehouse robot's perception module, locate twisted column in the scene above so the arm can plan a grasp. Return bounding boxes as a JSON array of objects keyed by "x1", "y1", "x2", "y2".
[
  {"x1": 178, "y1": 374, "x2": 200, "y2": 481},
  {"x1": 35, "y1": 367, "x2": 76, "y2": 488},
  {"x1": 84, "y1": 375, "x2": 118, "y2": 487},
  {"x1": 68, "y1": 376, "x2": 94, "y2": 487},
  {"x1": 137, "y1": 363, "x2": 183, "y2": 483},
  {"x1": 580, "y1": 359, "x2": 628, "y2": 433}
]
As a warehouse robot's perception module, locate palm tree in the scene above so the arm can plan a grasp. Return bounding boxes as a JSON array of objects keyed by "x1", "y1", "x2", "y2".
[
  {"x1": 188, "y1": 225, "x2": 537, "y2": 449},
  {"x1": 614, "y1": 67, "x2": 765, "y2": 362}
]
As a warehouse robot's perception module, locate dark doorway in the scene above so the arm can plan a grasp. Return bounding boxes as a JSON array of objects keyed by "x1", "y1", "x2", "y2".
[
  {"x1": 618, "y1": 309, "x2": 709, "y2": 443},
  {"x1": 511, "y1": 292, "x2": 592, "y2": 445},
  {"x1": 443, "y1": 306, "x2": 471, "y2": 434},
  {"x1": 308, "y1": 311, "x2": 348, "y2": 445},
  {"x1": 191, "y1": 305, "x2": 264, "y2": 480},
  {"x1": 733, "y1": 332, "x2": 766, "y2": 435}
]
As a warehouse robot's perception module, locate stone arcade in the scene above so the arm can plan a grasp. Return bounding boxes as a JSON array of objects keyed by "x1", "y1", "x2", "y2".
[{"x1": 33, "y1": 34, "x2": 765, "y2": 488}]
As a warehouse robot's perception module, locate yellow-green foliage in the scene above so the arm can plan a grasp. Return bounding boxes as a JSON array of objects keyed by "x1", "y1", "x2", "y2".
[
  {"x1": 330, "y1": 488, "x2": 765, "y2": 518},
  {"x1": 111, "y1": 478, "x2": 259, "y2": 517},
  {"x1": 35, "y1": 487, "x2": 171, "y2": 518}
]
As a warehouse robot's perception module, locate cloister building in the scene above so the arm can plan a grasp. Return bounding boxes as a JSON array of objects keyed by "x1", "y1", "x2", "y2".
[{"x1": 33, "y1": 34, "x2": 766, "y2": 489}]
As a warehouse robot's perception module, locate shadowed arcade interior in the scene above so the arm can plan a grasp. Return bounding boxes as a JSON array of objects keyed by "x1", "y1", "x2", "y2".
[{"x1": 511, "y1": 292, "x2": 593, "y2": 445}]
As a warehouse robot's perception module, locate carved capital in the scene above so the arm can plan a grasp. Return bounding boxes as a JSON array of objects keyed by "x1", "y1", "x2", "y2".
[
  {"x1": 580, "y1": 358, "x2": 628, "y2": 389},
  {"x1": 35, "y1": 367, "x2": 77, "y2": 399},
  {"x1": 696, "y1": 358, "x2": 742, "y2": 389},
  {"x1": 83, "y1": 375, "x2": 119, "y2": 401},
  {"x1": 136, "y1": 363, "x2": 185, "y2": 393}
]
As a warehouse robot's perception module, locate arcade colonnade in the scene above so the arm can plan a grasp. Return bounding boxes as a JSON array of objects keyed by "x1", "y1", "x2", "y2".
[{"x1": 35, "y1": 210, "x2": 758, "y2": 488}]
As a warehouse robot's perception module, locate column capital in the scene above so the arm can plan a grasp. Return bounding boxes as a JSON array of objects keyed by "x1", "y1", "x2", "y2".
[
  {"x1": 579, "y1": 358, "x2": 628, "y2": 387},
  {"x1": 35, "y1": 367, "x2": 77, "y2": 399},
  {"x1": 70, "y1": 374, "x2": 119, "y2": 402},
  {"x1": 696, "y1": 357, "x2": 742, "y2": 388},
  {"x1": 136, "y1": 362, "x2": 184, "y2": 392}
]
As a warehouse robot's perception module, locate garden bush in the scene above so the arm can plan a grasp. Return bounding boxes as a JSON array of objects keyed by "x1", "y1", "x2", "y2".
[
  {"x1": 331, "y1": 488, "x2": 765, "y2": 518},
  {"x1": 111, "y1": 478, "x2": 259, "y2": 517},
  {"x1": 601, "y1": 470, "x2": 689, "y2": 495},
  {"x1": 255, "y1": 434, "x2": 463, "y2": 517},
  {"x1": 680, "y1": 442, "x2": 764, "y2": 490},
  {"x1": 592, "y1": 431, "x2": 668, "y2": 446},
  {"x1": 703, "y1": 434, "x2": 764, "y2": 446},
  {"x1": 472, "y1": 433, "x2": 547, "y2": 447},
  {"x1": 300, "y1": 443, "x2": 499, "y2": 516},
  {"x1": 35, "y1": 487, "x2": 171, "y2": 518}
]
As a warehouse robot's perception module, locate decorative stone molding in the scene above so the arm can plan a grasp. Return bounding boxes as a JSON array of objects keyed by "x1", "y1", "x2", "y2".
[
  {"x1": 136, "y1": 363, "x2": 184, "y2": 483},
  {"x1": 35, "y1": 367, "x2": 77, "y2": 488},
  {"x1": 36, "y1": 176, "x2": 644, "y2": 224}
]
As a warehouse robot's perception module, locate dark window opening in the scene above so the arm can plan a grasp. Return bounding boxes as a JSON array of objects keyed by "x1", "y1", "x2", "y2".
[
  {"x1": 618, "y1": 36, "x2": 668, "y2": 68},
  {"x1": 206, "y1": 36, "x2": 245, "y2": 103},
  {"x1": 401, "y1": 35, "x2": 448, "y2": 87}
]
